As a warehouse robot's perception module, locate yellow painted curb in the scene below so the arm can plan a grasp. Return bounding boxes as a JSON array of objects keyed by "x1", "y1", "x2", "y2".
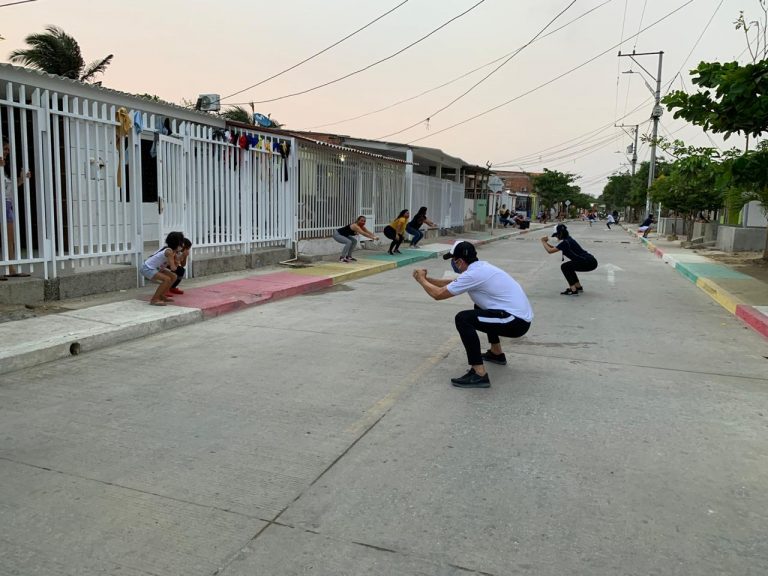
[
  {"x1": 696, "y1": 277, "x2": 744, "y2": 314},
  {"x1": 289, "y1": 260, "x2": 396, "y2": 284}
]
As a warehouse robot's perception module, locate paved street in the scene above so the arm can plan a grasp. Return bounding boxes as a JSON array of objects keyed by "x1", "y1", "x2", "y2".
[{"x1": 1, "y1": 222, "x2": 767, "y2": 576}]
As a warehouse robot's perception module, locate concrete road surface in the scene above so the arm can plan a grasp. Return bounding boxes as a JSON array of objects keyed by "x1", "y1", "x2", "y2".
[{"x1": 1, "y1": 222, "x2": 766, "y2": 576}]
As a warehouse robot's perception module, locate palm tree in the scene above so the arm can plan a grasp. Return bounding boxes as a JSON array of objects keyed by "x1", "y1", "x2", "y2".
[
  {"x1": 220, "y1": 106, "x2": 283, "y2": 128},
  {"x1": 8, "y1": 25, "x2": 112, "y2": 83},
  {"x1": 220, "y1": 106, "x2": 254, "y2": 125}
]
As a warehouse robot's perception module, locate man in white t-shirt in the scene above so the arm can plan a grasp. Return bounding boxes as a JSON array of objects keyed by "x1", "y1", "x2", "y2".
[{"x1": 413, "y1": 240, "x2": 533, "y2": 389}]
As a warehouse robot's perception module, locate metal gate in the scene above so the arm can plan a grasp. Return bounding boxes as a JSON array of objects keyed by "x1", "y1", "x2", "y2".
[{"x1": 157, "y1": 133, "x2": 187, "y2": 241}]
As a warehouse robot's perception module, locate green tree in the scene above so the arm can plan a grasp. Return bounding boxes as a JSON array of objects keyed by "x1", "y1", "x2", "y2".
[
  {"x1": 599, "y1": 172, "x2": 632, "y2": 212},
  {"x1": 663, "y1": 60, "x2": 768, "y2": 141},
  {"x1": 663, "y1": 58, "x2": 768, "y2": 256},
  {"x1": 8, "y1": 25, "x2": 112, "y2": 83},
  {"x1": 648, "y1": 141, "x2": 728, "y2": 238},
  {"x1": 532, "y1": 169, "x2": 581, "y2": 214}
]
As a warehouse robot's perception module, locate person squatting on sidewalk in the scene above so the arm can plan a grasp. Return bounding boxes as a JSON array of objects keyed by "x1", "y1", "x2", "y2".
[
  {"x1": 412, "y1": 240, "x2": 533, "y2": 389},
  {"x1": 169, "y1": 237, "x2": 192, "y2": 295},
  {"x1": 141, "y1": 231, "x2": 184, "y2": 306},
  {"x1": 384, "y1": 209, "x2": 409, "y2": 255},
  {"x1": 333, "y1": 216, "x2": 378, "y2": 262},
  {"x1": 541, "y1": 224, "x2": 598, "y2": 296},
  {"x1": 406, "y1": 206, "x2": 436, "y2": 248}
]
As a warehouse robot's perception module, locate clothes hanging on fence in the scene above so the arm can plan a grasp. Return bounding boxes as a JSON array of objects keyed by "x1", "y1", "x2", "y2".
[
  {"x1": 115, "y1": 108, "x2": 133, "y2": 187},
  {"x1": 149, "y1": 117, "x2": 172, "y2": 158}
]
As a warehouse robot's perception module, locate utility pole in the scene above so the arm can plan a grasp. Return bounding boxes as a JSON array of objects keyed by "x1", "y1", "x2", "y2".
[
  {"x1": 619, "y1": 50, "x2": 664, "y2": 216},
  {"x1": 615, "y1": 124, "x2": 639, "y2": 175}
]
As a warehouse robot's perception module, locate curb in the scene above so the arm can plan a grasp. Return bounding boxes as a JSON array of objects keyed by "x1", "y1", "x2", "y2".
[
  {"x1": 0, "y1": 302, "x2": 202, "y2": 375},
  {"x1": 625, "y1": 226, "x2": 768, "y2": 341}
]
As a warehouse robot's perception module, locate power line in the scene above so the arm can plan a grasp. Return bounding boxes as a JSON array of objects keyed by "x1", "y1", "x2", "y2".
[
  {"x1": 406, "y1": 0, "x2": 698, "y2": 145},
  {"x1": 663, "y1": 0, "x2": 724, "y2": 96},
  {"x1": 377, "y1": 0, "x2": 578, "y2": 140},
  {"x1": 632, "y1": 0, "x2": 649, "y2": 51},
  {"x1": 228, "y1": 0, "x2": 488, "y2": 106},
  {"x1": 613, "y1": 0, "x2": 631, "y2": 121},
  {"x1": 0, "y1": 0, "x2": 37, "y2": 7},
  {"x1": 493, "y1": 97, "x2": 652, "y2": 166},
  {"x1": 308, "y1": 0, "x2": 615, "y2": 131},
  {"x1": 217, "y1": 0, "x2": 411, "y2": 105}
]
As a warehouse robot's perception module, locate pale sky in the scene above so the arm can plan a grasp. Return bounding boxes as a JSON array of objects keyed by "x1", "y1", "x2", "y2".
[{"x1": 0, "y1": 0, "x2": 754, "y2": 196}]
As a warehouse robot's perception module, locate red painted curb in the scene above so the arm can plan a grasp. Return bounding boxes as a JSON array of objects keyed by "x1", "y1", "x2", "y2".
[
  {"x1": 735, "y1": 305, "x2": 768, "y2": 340},
  {"x1": 159, "y1": 272, "x2": 334, "y2": 319}
]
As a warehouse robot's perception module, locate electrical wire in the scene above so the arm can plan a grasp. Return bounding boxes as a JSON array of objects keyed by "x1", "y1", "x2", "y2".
[
  {"x1": 406, "y1": 0, "x2": 698, "y2": 145},
  {"x1": 632, "y1": 0, "x2": 649, "y2": 51},
  {"x1": 217, "y1": 0, "x2": 411, "y2": 105},
  {"x1": 663, "y1": 0, "x2": 725, "y2": 96},
  {"x1": 227, "y1": 0, "x2": 488, "y2": 106},
  {"x1": 0, "y1": 0, "x2": 37, "y2": 7},
  {"x1": 308, "y1": 0, "x2": 615, "y2": 131},
  {"x1": 493, "y1": 97, "x2": 652, "y2": 166},
  {"x1": 377, "y1": 0, "x2": 578, "y2": 140},
  {"x1": 613, "y1": 0, "x2": 631, "y2": 120}
]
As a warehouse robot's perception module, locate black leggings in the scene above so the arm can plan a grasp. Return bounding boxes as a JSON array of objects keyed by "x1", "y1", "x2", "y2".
[
  {"x1": 560, "y1": 256, "x2": 597, "y2": 287},
  {"x1": 455, "y1": 307, "x2": 531, "y2": 366},
  {"x1": 389, "y1": 234, "x2": 403, "y2": 253},
  {"x1": 172, "y1": 265, "x2": 185, "y2": 288}
]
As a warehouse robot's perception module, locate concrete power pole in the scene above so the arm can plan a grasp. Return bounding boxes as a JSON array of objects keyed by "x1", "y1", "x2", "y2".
[
  {"x1": 616, "y1": 124, "x2": 640, "y2": 176},
  {"x1": 619, "y1": 50, "x2": 664, "y2": 216}
]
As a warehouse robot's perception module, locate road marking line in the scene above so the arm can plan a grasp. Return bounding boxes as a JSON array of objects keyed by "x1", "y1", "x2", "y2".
[{"x1": 346, "y1": 335, "x2": 460, "y2": 435}]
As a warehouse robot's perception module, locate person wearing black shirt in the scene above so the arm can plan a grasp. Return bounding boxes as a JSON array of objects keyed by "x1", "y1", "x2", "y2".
[
  {"x1": 541, "y1": 224, "x2": 598, "y2": 295},
  {"x1": 638, "y1": 214, "x2": 654, "y2": 238}
]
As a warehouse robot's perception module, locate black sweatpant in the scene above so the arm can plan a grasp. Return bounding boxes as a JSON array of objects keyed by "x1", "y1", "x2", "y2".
[
  {"x1": 455, "y1": 307, "x2": 531, "y2": 366},
  {"x1": 560, "y1": 256, "x2": 597, "y2": 287},
  {"x1": 172, "y1": 265, "x2": 185, "y2": 288},
  {"x1": 389, "y1": 234, "x2": 403, "y2": 253}
]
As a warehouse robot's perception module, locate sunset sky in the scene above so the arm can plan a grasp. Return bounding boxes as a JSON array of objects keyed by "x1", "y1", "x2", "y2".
[{"x1": 1, "y1": 0, "x2": 752, "y2": 196}]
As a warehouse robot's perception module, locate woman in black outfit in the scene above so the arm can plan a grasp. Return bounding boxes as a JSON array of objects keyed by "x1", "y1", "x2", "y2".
[
  {"x1": 406, "y1": 206, "x2": 436, "y2": 248},
  {"x1": 540, "y1": 224, "x2": 598, "y2": 295}
]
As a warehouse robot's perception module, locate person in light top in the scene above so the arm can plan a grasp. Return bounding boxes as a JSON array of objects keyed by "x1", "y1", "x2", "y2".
[
  {"x1": 141, "y1": 231, "x2": 184, "y2": 306},
  {"x1": 412, "y1": 240, "x2": 533, "y2": 389}
]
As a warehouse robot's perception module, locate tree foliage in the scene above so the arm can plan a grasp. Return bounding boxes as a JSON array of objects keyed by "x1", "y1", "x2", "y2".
[
  {"x1": 662, "y1": 60, "x2": 768, "y2": 140},
  {"x1": 649, "y1": 140, "x2": 726, "y2": 217},
  {"x1": 533, "y1": 169, "x2": 581, "y2": 209},
  {"x1": 8, "y1": 25, "x2": 112, "y2": 83}
]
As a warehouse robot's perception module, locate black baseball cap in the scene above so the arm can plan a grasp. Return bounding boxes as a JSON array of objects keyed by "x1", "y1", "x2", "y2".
[{"x1": 443, "y1": 240, "x2": 477, "y2": 260}]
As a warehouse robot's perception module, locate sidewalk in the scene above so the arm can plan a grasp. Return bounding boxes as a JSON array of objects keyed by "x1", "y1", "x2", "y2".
[
  {"x1": 0, "y1": 227, "x2": 534, "y2": 375},
  {"x1": 624, "y1": 226, "x2": 768, "y2": 341}
]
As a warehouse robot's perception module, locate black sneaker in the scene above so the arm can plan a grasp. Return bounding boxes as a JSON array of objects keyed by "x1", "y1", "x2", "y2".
[
  {"x1": 560, "y1": 288, "x2": 578, "y2": 295},
  {"x1": 450, "y1": 369, "x2": 490, "y2": 388},
  {"x1": 481, "y1": 350, "x2": 507, "y2": 365}
]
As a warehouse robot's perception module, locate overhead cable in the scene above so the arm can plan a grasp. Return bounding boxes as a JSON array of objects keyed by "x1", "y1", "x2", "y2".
[
  {"x1": 663, "y1": 0, "x2": 724, "y2": 96},
  {"x1": 229, "y1": 0, "x2": 488, "y2": 105},
  {"x1": 406, "y1": 0, "x2": 698, "y2": 145},
  {"x1": 217, "y1": 0, "x2": 411, "y2": 105},
  {"x1": 377, "y1": 0, "x2": 578, "y2": 140},
  {"x1": 308, "y1": 0, "x2": 615, "y2": 131}
]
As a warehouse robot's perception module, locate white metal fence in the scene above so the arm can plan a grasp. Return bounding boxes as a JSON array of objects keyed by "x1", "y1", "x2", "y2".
[
  {"x1": 296, "y1": 143, "x2": 406, "y2": 239},
  {"x1": 1, "y1": 67, "x2": 464, "y2": 285},
  {"x1": 1, "y1": 72, "x2": 297, "y2": 279},
  {"x1": 412, "y1": 173, "x2": 465, "y2": 229},
  {"x1": 186, "y1": 125, "x2": 295, "y2": 256}
]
